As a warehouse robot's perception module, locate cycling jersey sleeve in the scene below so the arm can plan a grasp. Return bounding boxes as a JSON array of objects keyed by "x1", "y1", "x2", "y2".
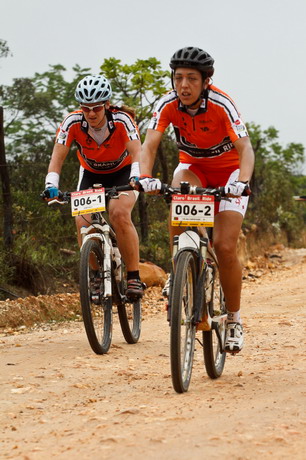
[
  {"x1": 116, "y1": 111, "x2": 140, "y2": 141},
  {"x1": 225, "y1": 115, "x2": 249, "y2": 143},
  {"x1": 148, "y1": 91, "x2": 176, "y2": 133},
  {"x1": 55, "y1": 112, "x2": 82, "y2": 147}
]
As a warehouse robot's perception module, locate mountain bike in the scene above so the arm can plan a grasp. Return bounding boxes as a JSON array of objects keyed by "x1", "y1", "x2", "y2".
[
  {"x1": 46, "y1": 184, "x2": 141, "y2": 354},
  {"x1": 158, "y1": 181, "x2": 228, "y2": 393}
]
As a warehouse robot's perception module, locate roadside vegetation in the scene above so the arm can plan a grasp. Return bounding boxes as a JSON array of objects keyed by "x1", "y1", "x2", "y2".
[{"x1": 1, "y1": 39, "x2": 306, "y2": 298}]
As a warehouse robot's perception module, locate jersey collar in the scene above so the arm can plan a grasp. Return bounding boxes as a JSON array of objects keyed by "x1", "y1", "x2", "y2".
[
  {"x1": 80, "y1": 110, "x2": 116, "y2": 134},
  {"x1": 177, "y1": 88, "x2": 208, "y2": 115}
]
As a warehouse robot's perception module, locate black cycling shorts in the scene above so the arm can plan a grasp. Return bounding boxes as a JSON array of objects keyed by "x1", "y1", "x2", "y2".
[{"x1": 78, "y1": 165, "x2": 131, "y2": 191}]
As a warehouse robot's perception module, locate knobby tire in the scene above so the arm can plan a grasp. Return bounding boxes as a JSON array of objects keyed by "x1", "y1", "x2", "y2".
[
  {"x1": 79, "y1": 239, "x2": 112, "y2": 354},
  {"x1": 170, "y1": 251, "x2": 197, "y2": 393},
  {"x1": 202, "y1": 263, "x2": 226, "y2": 378},
  {"x1": 117, "y1": 262, "x2": 141, "y2": 344}
]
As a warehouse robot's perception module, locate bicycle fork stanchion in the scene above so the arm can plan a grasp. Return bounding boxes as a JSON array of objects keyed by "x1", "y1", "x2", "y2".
[{"x1": 81, "y1": 224, "x2": 113, "y2": 297}]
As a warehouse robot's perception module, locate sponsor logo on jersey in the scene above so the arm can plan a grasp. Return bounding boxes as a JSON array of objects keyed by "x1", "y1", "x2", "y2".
[
  {"x1": 58, "y1": 131, "x2": 67, "y2": 140},
  {"x1": 232, "y1": 119, "x2": 246, "y2": 134}
]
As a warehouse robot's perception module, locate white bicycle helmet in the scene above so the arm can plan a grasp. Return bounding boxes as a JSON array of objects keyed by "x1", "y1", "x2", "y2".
[{"x1": 75, "y1": 75, "x2": 112, "y2": 104}]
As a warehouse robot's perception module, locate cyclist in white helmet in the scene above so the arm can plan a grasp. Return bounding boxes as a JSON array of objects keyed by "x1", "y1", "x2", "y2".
[{"x1": 43, "y1": 74, "x2": 145, "y2": 298}]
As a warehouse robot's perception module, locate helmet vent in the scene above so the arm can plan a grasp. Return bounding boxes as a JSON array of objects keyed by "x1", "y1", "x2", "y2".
[{"x1": 75, "y1": 75, "x2": 112, "y2": 103}]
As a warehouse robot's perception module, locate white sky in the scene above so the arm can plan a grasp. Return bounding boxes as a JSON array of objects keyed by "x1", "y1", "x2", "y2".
[{"x1": 1, "y1": 0, "x2": 306, "y2": 167}]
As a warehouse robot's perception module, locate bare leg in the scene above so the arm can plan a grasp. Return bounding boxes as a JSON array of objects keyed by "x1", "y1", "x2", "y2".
[
  {"x1": 75, "y1": 192, "x2": 139, "y2": 272},
  {"x1": 108, "y1": 191, "x2": 139, "y2": 272},
  {"x1": 213, "y1": 210, "x2": 243, "y2": 311}
]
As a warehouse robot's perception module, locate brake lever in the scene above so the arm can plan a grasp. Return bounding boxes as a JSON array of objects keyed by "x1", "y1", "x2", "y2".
[{"x1": 47, "y1": 199, "x2": 66, "y2": 206}]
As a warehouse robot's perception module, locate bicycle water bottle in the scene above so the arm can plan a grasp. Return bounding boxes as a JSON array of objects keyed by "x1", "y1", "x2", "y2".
[
  {"x1": 205, "y1": 262, "x2": 214, "y2": 303},
  {"x1": 112, "y1": 246, "x2": 122, "y2": 281}
]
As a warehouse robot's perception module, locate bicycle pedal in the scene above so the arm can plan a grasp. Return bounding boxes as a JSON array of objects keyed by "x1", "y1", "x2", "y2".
[
  {"x1": 196, "y1": 318, "x2": 211, "y2": 331},
  {"x1": 91, "y1": 293, "x2": 101, "y2": 305}
]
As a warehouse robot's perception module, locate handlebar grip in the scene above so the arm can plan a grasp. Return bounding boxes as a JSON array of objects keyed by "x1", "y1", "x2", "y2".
[
  {"x1": 219, "y1": 186, "x2": 226, "y2": 197},
  {"x1": 241, "y1": 184, "x2": 251, "y2": 196},
  {"x1": 160, "y1": 183, "x2": 169, "y2": 194}
]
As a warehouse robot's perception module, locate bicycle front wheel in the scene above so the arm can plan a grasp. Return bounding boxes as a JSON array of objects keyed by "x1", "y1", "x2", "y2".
[
  {"x1": 79, "y1": 239, "x2": 112, "y2": 354},
  {"x1": 203, "y1": 264, "x2": 226, "y2": 378},
  {"x1": 117, "y1": 262, "x2": 141, "y2": 344},
  {"x1": 170, "y1": 251, "x2": 197, "y2": 393}
]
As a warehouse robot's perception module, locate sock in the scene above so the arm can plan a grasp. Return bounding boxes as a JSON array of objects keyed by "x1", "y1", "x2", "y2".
[
  {"x1": 127, "y1": 270, "x2": 140, "y2": 281},
  {"x1": 227, "y1": 310, "x2": 241, "y2": 323}
]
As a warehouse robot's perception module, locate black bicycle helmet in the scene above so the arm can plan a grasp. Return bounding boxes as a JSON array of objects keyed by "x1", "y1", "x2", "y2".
[{"x1": 170, "y1": 46, "x2": 214, "y2": 78}]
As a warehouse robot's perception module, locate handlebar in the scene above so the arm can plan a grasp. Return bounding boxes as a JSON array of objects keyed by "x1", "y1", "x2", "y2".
[
  {"x1": 42, "y1": 184, "x2": 135, "y2": 205},
  {"x1": 136, "y1": 180, "x2": 250, "y2": 199},
  {"x1": 158, "y1": 182, "x2": 227, "y2": 201}
]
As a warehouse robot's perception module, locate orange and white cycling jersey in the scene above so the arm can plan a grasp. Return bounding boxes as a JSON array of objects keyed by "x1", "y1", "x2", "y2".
[
  {"x1": 55, "y1": 107, "x2": 140, "y2": 174},
  {"x1": 148, "y1": 85, "x2": 248, "y2": 172}
]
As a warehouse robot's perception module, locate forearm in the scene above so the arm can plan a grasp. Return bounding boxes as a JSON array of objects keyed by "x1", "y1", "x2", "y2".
[
  {"x1": 238, "y1": 153, "x2": 254, "y2": 182},
  {"x1": 46, "y1": 143, "x2": 70, "y2": 186},
  {"x1": 48, "y1": 147, "x2": 69, "y2": 174},
  {"x1": 140, "y1": 142, "x2": 158, "y2": 177},
  {"x1": 235, "y1": 138, "x2": 255, "y2": 182},
  {"x1": 140, "y1": 129, "x2": 163, "y2": 177}
]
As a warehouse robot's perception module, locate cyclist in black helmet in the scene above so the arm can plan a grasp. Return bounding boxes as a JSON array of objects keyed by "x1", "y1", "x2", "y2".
[{"x1": 139, "y1": 46, "x2": 255, "y2": 353}]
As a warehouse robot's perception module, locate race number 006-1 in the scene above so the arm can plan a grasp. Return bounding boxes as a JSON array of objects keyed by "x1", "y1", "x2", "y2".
[{"x1": 71, "y1": 188, "x2": 106, "y2": 216}]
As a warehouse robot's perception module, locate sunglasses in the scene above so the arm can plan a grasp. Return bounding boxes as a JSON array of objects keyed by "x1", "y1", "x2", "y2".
[{"x1": 80, "y1": 103, "x2": 106, "y2": 113}]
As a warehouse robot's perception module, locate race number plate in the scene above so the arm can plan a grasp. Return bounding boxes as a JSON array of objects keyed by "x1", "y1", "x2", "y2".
[
  {"x1": 71, "y1": 188, "x2": 106, "y2": 216},
  {"x1": 171, "y1": 195, "x2": 214, "y2": 227}
]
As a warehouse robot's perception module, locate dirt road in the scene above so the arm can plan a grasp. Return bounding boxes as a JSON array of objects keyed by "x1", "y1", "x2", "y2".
[{"x1": 1, "y1": 249, "x2": 306, "y2": 460}]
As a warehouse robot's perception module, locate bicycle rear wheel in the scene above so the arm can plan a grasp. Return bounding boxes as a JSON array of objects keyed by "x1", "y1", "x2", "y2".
[
  {"x1": 117, "y1": 262, "x2": 141, "y2": 344},
  {"x1": 170, "y1": 251, "x2": 197, "y2": 393},
  {"x1": 79, "y1": 239, "x2": 112, "y2": 354},
  {"x1": 203, "y1": 264, "x2": 226, "y2": 378}
]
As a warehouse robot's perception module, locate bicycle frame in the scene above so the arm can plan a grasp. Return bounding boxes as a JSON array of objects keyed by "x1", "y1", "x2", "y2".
[{"x1": 170, "y1": 207, "x2": 227, "y2": 352}]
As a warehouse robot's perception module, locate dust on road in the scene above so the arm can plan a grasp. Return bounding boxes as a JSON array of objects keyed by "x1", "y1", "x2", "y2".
[{"x1": 1, "y1": 248, "x2": 306, "y2": 460}]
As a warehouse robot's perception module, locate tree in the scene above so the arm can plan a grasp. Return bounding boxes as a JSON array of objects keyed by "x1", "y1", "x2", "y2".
[
  {"x1": 0, "y1": 107, "x2": 13, "y2": 249},
  {"x1": 0, "y1": 65, "x2": 92, "y2": 294},
  {"x1": 0, "y1": 40, "x2": 14, "y2": 256},
  {"x1": 100, "y1": 57, "x2": 171, "y2": 132},
  {"x1": 0, "y1": 58, "x2": 305, "y2": 294},
  {"x1": 0, "y1": 64, "x2": 91, "y2": 160},
  {"x1": 0, "y1": 39, "x2": 10, "y2": 60},
  {"x1": 0, "y1": 59, "x2": 175, "y2": 291},
  {"x1": 246, "y1": 122, "x2": 305, "y2": 243},
  {"x1": 100, "y1": 57, "x2": 174, "y2": 243}
]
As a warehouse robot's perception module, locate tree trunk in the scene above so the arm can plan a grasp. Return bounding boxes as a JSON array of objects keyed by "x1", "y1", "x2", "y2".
[{"x1": 0, "y1": 107, "x2": 14, "y2": 249}]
